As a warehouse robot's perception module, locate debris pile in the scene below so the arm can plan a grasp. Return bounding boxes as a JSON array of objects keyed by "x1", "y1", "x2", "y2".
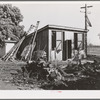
[{"x1": 20, "y1": 51, "x2": 100, "y2": 90}]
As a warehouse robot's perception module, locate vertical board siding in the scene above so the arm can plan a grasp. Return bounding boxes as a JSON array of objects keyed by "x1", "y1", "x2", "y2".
[
  {"x1": 35, "y1": 29, "x2": 48, "y2": 60},
  {"x1": 16, "y1": 35, "x2": 33, "y2": 59}
]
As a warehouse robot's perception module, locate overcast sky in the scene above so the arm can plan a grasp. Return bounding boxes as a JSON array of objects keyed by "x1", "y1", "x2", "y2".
[{"x1": 2, "y1": 1, "x2": 100, "y2": 45}]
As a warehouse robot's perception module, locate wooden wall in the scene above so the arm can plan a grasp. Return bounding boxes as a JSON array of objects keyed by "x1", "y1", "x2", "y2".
[
  {"x1": 16, "y1": 29, "x2": 48, "y2": 60},
  {"x1": 16, "y1": 35, "x2": 32, "y2": 59},
  {"x1": 35, "y1": 29, "x2": 48, "y2": 60}
]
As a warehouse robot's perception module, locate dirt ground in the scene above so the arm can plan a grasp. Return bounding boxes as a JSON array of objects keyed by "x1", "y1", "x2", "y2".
[
  {"x1": 0, "y1": 59, "x2": 42, "y2": 90},
  {"x1": 0, "y1": 55, "x2": 100, "y2": 90}
]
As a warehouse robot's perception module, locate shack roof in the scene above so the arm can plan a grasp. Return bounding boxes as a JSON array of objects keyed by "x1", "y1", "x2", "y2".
[
  {"x1": 27, "y1": 24, "x2": 88, "y2": 38},
  {"x1": 37, "y1": 24, "x2": 88, "y2": 33}
]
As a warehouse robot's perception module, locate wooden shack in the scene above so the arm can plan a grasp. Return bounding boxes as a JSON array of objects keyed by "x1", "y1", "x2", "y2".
[{"x1": 17, "y1": 24, "x2": 87, "y2": 61}]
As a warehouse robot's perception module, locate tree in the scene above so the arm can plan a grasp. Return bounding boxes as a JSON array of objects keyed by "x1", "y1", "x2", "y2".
[
  {"x1": 88, "y1": 43, "x2": 93, "y2": 47},
  {"x1": 0, "y1": 4, "x2": 25, "y2": 42}
]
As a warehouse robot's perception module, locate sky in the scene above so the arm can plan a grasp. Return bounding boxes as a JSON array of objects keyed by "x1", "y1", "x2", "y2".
[{"x1": 1, "y1": 1, "x2": 100, "y2": 45}]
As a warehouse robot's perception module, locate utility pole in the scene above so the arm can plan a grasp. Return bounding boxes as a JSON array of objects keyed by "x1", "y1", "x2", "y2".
[{"x1": 81, "y1": 4, "x2": 93, "y2": 57}]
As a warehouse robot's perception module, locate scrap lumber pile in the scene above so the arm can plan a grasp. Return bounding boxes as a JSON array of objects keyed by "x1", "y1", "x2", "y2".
[
  {"x1": 21, "y1": 51, "x2": 100, "y2": 89},
  {"x1": 21, "y1": 21, "x2": 40, "y2": 62},
  {"x1": 2, "y1": 21, "x2": 39, "y2": 61},
  {"x1": 21, "y1": 21, "x2": 40, "y2": 61}
]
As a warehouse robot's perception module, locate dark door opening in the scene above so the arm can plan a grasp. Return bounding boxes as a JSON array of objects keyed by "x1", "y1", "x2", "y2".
[
  {"x1": 63, "y1": 40, "x2": 72, "y2": 60},
  {"x1": 74, "y1": 33, "x2": 78, "y2": 50}
]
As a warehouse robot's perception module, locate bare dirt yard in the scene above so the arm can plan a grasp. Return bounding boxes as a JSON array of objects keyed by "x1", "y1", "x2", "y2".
[
  {"x1": 0, "y1": 55, "x2": 100, "y2": 90},
  {"x1": 0, "y1": 60, "x2": 42, "y2": 90}
]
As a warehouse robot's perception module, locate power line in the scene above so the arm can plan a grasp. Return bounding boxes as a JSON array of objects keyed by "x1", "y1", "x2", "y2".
[{"x1": 80, "y1": 4, "x2": 93, "y2": 57}]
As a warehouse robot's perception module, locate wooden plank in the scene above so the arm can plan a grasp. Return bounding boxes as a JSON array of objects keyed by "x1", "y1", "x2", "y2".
[
  {"x1": 62, "y1": 32, "x2": 66, "y2": 60},
  {"x1": 48, "y1": 30, "x2": 52, "y2": 61},
  {"x1": 28, "y1": 21, "x2": 40, "y2": 61}
]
